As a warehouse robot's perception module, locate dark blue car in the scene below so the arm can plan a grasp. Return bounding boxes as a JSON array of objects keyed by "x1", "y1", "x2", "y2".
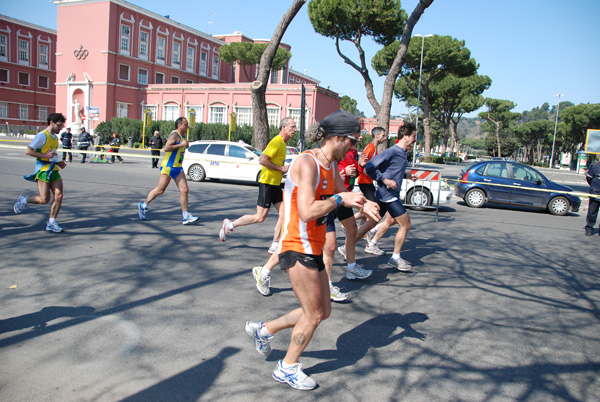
[{"x1": 454, "y1": 161, "x2": 581, "y2": 216}]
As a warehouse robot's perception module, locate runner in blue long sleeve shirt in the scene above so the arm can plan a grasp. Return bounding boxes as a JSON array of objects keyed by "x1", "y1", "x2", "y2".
[{"x1": 363, "y1": 122, "x2": 418, "y2": 272}]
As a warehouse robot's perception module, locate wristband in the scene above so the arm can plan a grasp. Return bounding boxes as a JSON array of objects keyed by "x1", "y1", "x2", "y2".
[{"x1": 333, "y1": 194, "x2": 343, "y2": 208}]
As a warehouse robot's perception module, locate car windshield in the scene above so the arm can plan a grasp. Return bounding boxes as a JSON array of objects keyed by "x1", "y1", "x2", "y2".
[{"x1": 244, "y1": 145, "x2": 262, "y2": 157}]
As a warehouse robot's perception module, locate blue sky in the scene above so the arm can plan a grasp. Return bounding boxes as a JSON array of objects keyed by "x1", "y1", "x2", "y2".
[{"x1": 3, "y1": 0, "x2": 599, "y2": 118}]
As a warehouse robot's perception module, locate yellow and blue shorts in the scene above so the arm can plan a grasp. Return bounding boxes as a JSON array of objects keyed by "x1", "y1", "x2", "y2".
[{"x1": 160, "y1": 166, "x2": 183, "y2": 179}]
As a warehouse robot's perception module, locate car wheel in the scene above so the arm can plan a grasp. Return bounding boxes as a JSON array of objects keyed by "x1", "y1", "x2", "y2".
[
  {"x1": 406, "y1": 188, "x2": 431, "y2": 210},
  {"x1": 464, "y1": 188, "x2": 486, "y2": 208},
  {"x1": 188, "y1": 164, "x2": 206, "y2": 182},
  {"x1": 548, "y1": 196, "x2": 569, "y2": 216}
]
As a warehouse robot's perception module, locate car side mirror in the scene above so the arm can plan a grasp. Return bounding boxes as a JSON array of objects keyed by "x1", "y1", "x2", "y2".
[
  {"x1": 536, "y1": 179, "x2": 542, "y2": 186},
  {"x1": 245, "y1": 152, "x2": 254, "y2": 159}
]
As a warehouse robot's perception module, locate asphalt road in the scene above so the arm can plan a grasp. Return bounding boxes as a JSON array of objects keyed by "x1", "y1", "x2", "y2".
[{"x1": 1, "y1": 143, "x2": 599, "y2": 402}]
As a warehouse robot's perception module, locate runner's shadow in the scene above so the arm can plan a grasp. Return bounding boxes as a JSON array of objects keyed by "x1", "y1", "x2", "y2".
[
  {"x1": 0, "y1": 306, "x2": 95, "y2": 334},
  {"x1": 303, "y1": 312, "x2": 428, "y2": 375}
]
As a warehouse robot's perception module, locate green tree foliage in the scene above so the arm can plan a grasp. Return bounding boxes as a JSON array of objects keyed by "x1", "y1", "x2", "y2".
[
  {"x1": 219, "y1": 42, "x2": 291, "y2": 82},
  {"x1": 340, "y1": 95, "x2": 364, "y2": 117},
  {"x1": 513, "y1": 120, "x2": 555, "y2": 163},
  {"x1": 478, "y1": 98, "x2": 521, "y2": 157},
  {"x1": 373, "y1": 35, "x2": 480, "y2": 156},
  {"x1": 308, "y1": 0, "x2": 433, "y2": 136},
  {"x1": 429, "y1": 73, "x2": 491, "y2": 156},
  {"x1": 559, "y1": 103, "x2": 600, "y2": 151}
]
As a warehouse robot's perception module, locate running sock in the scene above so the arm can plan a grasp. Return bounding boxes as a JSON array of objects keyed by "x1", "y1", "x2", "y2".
[
  {"x1": 369, "y1": 240, "x2": 378, "y2": 247},
  {"x1": 142, "y1": 202, "x2": 148, "y2": 209},
  {"x1": 260, "y1": 323, "x2": 273, "y2": 338},
  {"x1": 392, "y1": 253, "x2": 401, "y2": 260},
  {"x1": 48, "y1": 218, "x2": 56, "y2": 224},
  {"x1": 347, "y1": 262, "x2": 356, "y2": 270},
  {"x1": 227, "y1": 220, "x2": 235, "y2": 230}
]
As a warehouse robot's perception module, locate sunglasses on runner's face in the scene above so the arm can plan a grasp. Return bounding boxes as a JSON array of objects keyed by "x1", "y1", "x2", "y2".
[{"x1": 339, "y1": 134, "x2": 359, "y2": 146}]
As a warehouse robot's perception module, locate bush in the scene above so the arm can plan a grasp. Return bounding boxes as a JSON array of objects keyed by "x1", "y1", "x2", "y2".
[{"x1": 422, "y1": 156, "x2": 444, "y2": 164}]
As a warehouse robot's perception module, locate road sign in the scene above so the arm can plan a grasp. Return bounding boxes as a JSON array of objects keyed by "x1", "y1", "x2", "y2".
[{"x1": 86, "y1": 106, "x2": 100, "y2": 121}]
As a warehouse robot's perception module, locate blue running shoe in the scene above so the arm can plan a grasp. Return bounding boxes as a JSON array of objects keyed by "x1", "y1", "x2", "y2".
[
  {"x1": 182, "y1": 214, "x2": 199, "y2": 225},
  {"x1": 138, "y1": 202, "x2": 147, "y2": 220},
  {"x1": 245, "y1": 321, "x2": 272, "y2": 357}
]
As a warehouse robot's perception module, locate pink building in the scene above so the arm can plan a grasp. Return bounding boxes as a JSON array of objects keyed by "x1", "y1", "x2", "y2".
[
  {"x1": 53, "y1": 0, "x2": 340, "y2": 134},
  {"x1": 0, "y1": 14, "x2": 56, "y2": 129}
]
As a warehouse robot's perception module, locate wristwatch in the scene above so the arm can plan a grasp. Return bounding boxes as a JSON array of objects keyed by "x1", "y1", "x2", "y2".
[{"x1": 333, "y1": 194, "x2": 343, "y2": 208}]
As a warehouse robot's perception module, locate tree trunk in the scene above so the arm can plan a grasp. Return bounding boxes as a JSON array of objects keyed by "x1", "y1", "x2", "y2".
[
  {"x1": 377, "y1": 0, "x2": 434, "y2": 143},
  {"x1": 251, "y1": 0, "x2": 306, "y2": 150},
  {"x1": 495, "y1": 123, "x2": 502, "y2": 157}
]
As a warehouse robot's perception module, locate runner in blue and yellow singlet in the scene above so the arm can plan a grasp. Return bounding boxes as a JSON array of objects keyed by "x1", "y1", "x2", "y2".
[
  {"x1": 138, "y1": 117, "x2": 198, "y2": 225},
  {"x1": 13, "y1": 113, "x2": 68, "y2": 233}
]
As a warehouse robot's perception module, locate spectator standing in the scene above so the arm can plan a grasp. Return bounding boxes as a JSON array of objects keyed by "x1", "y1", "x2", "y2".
[
  {"x1": 78, "y1": 127, "x2": 93, "y2": 163},
  {"x1": 585, "y1": 159, "x2": 600, "y2": 236},
  {"x1": 109, "y1": 132, "x2": 123, "y2": 163},
  {"x1": 149, "y1": 130, "x2": 163, "y2": 168},
  {"x1": 60, "y1": 127, "x2": 73, "y2": 162}
]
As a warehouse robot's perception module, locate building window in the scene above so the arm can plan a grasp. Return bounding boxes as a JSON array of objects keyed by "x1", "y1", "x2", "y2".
[
  {"x1": 288, "y1": 108, "x2": 309, "y2": 129},
  {"x1": 157, "y1": 36, "x2": 166, "y2": 64},
  {"x1": 120, "y1": 24, "x2": 131, "y2": 55},
  {"x1": 235, "y1": 107, "x2": 252, "y2": 126},
  {"x1": 0, "y1": 68, "x2": 8, "y2": 83},
  {"x1": 139, "y1": 31, "x2": 149, "y2": 60},
  {"x1": 200, "y1": 51, "x2": 207, "y2": 76},
  {"x1": 172, "y1": 42, "x2": 181, "y2": 67},
  {"x1": 38, "y1": 44, "x2": 49, "y2": 68},
  {"x1": 37, "y1": 106, "x2": 48, "y2": 122},
  {"x1": 185, "y1": 105, "x2": 202, "y2": 123},
  {"x1": 171, "y1": 76, "x2": 180, "y2": 84},
  {"x1": 155, "y1": 72, "x2": 164, "y2": 84},
  {"x1": 164, "y1": 104, "x2": 180, "y2": 121},
  {"x1": 209, "y1": 105, "x2": 227, "y2": 124},
  {"x1": 270, "y1": 69, "x2": 279, "y2": 84},
  {"x1": 18, "y1": 39, "x2": 29, "y2": 65},
  {"x1": 186, "y1": 46, "x2": 194, "y2": 72},
  {"x1": 211, "y1": 54, "x2": 219, "y2": 80},
  {"x1": 186, "y1": 79, "x2": 194, "y2": 84},
  {"x1": 0, "y1": 102, "x2": 8, "y2": 118},
  {"x1": 267, "y1": 108, "x2": 280, "y2": 127},
  {"x1": 18, "y1": 72, "x2": 30, "y2": 86},
  {"x1": 144, "y1": 105, "x2": 158, "y2": 121},
  {"x1": 230, "y1": 62, "x2": 236, "y2": 83},
  {"x1": 18, "y1": 104, "x2": 29, "y2": 120},
  {"x1": 138, "y1": 68, "x2": 148, "y2": 84},
  {"x1": 0, "y1": 34, "x2": 7, "y2": 61},
  {"x1": 118, "y1": 64, "x2": 130, "y2": 81},
  {"x1": 38, "y1": 75, "x2": 49, "y2": 89},
  {"x1": 117, "y1": 103, "x2": 128, "y2": 118}
]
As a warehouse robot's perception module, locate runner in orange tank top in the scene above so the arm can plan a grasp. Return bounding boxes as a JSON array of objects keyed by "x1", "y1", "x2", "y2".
[{"x1": 245, "y1": 110, "x2": 380, "y2": 390}]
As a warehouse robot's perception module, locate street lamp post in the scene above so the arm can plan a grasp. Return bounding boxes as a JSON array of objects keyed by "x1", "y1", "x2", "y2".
[
  {"x1": 549, "y1": 93, "x2": 563, "y2": 169},
  {"x1": 413, "y1": 34, "x2": 433, "y2": 166}
]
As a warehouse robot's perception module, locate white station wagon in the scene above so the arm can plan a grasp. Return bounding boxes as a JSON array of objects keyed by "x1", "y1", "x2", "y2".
[{"x1": 182, "y1": 140, "x2": 264, "y2": 183}]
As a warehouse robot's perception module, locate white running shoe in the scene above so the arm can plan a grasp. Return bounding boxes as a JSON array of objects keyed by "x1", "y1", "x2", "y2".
[
  {"x1": 46, "y1": 221, "x2": 64, "y2": 233},
  {"x1": 219, "y1": 218, "x2": 233, "y2": 242},
  {"x1": 14, "y1": 194, "x2": 27, "y2": 214},
  {"x1": 272, "y1": 360, "x2": 317, "y2": 391},
  {"x1": 245, "y1": 321, "x2": 273, "y2": 357},
  {"x1": 268, "y1": 242, "x2": 278, "y2": 255},
  {"x1": 330, "y1": 285, "x2": 348, "y2": 302},
  {"x1": 252, "y1": 266, "x2": 271, "y2": 296},
  {"x1": 365, "y1": 243, "x2": 386, "y2": 256},
  {"x1": 182, "y1": 214, "x2": 199, "y2": 225},
  {"x1": 138, "y1": 202, "x2": 147, "y2": 220},
  {"x1": 346, "y1": 263, "x2": 372, "y2": 280},
  {"x1": 387, "y1": 256, "x2": 413, "y2": 272},
  {"x1": 337, "y1": 245, "x2": 347, "y2": 260}
]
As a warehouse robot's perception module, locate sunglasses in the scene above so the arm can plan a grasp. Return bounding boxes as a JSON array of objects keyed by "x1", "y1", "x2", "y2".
[{"x1": 339, "y1": 134, "x2": 359, "y2": 146}]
